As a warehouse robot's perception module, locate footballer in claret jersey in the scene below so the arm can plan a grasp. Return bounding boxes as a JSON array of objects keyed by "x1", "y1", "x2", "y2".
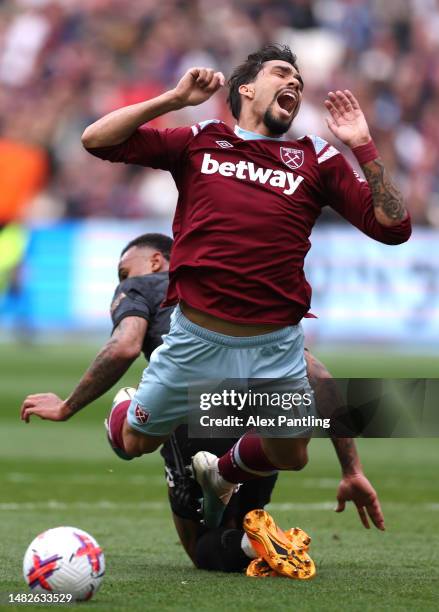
[{"x1": 26, "y1": 43, "x2": 405, "y2": 576}]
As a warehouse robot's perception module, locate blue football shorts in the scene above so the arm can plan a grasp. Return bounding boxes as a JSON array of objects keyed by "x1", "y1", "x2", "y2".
[{"x1": 127, "y1": 305, "x2": 314, "y2": 437}]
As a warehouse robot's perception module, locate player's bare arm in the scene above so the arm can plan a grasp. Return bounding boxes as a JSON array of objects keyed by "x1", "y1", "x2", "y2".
[
  {"x1": 81, "y1": 68, "x2": 225, "y2": 148},
  {"x1": 305, "y1": 350, "x2": 385, "y2": 531},
  {"x1": 20, "y1": 316, "x2": 147, "y2": 422},
  {"x1": 325, "y1": 89, "x2": 407, "y2": 227}
]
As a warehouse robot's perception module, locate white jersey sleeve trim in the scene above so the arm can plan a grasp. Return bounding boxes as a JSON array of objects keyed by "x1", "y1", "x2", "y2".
[
  {"x1": 199, "y1": 119, "x2": 222, "y2": 129},
  {"x1": 308, "y1": 135, "x2": 328, "y2": 155},
  {"x1": 317, "y1": 145, "x2": 340, "y2": 164},
  {"x1": 191, "y1": 119, "x2": 222, "y2": 137}
]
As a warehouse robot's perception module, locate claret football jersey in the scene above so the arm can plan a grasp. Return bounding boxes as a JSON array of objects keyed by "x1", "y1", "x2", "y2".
[{"x1": 89, "y1": 121, "x2": 411, "y2": 325}]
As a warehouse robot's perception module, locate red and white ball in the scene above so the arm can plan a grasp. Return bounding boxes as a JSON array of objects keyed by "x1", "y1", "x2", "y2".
[{"x1": 23, "y1": 526, "x2": 105, "y2": 601}]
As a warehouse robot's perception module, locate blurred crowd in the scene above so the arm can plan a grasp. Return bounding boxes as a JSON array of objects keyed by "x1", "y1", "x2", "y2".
[{"x1": 1, "y1": 0, "x2": 439, "y2": 224}]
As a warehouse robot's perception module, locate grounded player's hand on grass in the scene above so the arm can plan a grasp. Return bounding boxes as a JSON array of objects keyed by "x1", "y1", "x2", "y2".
[
  {"x1": 324, "y1": 90, "x2": 371, "y2": 149},
  {"x1": 172, "y1": 67, "x2": 225, "y2": 107},
  {"x1": 335, "y1": 472, "x2": 385, "y2": 531},
  {"x1": 20, "y1": 393, "x2": 72, "y2": 423}
]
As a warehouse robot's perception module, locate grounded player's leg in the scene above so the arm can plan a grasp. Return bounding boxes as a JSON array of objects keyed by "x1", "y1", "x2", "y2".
[
  {"x1": 171, "y1": 510, "x2": 259, "y2": 573},
  {"x1": 177, "y1": 489, "x2": 315, "y2": 578},
  {"x1": 193, "y1": 475, "x2": 287, "y2": 572},
  {"x1": 172, "y1": 506, "x2": 275, "y2": 574},
  {"x1": 170, "y1": 509, "x2": 254, "y2": 572},
  {"x1": 167, "y1": 461, "x2": 261, "y2": 572},
  {"x1": 195, "y1": 528, "x2": 253, "y2": 572},
  {"x1": 190, "y1": 513, "x2": 315, "y2": 577}
]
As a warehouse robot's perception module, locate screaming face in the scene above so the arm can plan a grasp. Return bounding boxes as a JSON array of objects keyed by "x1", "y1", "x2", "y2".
[
  {"x1": 264, "y1": 85, "x2": 301, "y2": 135},
  {"x1": 241, "y1": 59, "x2": 304, "y2": 136}
]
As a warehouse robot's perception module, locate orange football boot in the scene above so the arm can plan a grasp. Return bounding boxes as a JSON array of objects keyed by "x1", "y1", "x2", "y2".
[
  {"x1": 246, "y1": 525, "x2": 312, "y2": 577},
  {"x1": 244, "y1": 509, "x2": 316, "y2": 580},
  {"x1": 246, "y1": 557, "x2": 278, "y2": 577},
  {"x1": 285, "y1": 526, "x2": 312, "y2": 551}
]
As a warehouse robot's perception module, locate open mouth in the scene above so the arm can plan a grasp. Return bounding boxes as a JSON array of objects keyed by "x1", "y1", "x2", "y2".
[{"x1": 276, "y1": 91, "x2": 297, "y2": 115}]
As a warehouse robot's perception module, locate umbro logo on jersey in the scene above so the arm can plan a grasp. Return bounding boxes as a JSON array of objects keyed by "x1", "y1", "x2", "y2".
[
  {"x1": 216, "y1": 140, "x2": 233, "y2": 148},
  {"x1": 200, "y1": 153, "x2": 304, "y2": 195},
  {"x1": 280, "y1": 147, "x2": 304, "y2": 170}
]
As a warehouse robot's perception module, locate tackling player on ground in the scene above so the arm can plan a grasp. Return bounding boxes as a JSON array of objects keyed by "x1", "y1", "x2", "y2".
[{"x1": 22, "y1": 233, "x2": 384, "y2": 577}]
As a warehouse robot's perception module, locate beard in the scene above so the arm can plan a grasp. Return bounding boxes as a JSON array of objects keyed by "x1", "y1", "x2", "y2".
[{"x1": 263, "y1": 102, "x2": 294, "y2": 136}]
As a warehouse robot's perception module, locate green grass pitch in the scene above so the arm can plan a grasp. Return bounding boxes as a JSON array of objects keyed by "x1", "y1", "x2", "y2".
[{"x1": 0, "y1": 343, "x2": 438, "y2": 611}]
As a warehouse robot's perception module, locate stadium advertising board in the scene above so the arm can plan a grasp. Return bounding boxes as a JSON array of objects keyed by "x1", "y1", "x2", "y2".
[{"x1": 15, "y1": 222, "x2": 439, "y2": 345}]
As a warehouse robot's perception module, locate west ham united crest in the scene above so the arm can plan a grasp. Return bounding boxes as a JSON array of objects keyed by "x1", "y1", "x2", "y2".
[
  {"x1": 135, "y1": 404, "x2": 149, "y2": 424},
  {"x1": 280, "y1": 147, "x2": 304, "y2": 170}
]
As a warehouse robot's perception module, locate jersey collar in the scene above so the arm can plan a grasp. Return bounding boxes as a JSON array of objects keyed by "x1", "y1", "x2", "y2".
[{"x1": 234, "y1": 125, "x2": 285, "y2": 141}]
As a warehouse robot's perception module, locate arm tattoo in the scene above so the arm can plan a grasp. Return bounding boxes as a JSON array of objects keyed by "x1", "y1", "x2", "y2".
[
  {"x1": 65, "y1": 318, "x2": 144, "y2": 414},
  {"x1": 331, "y1": 437, "x2": 361, "y2": 475},
  {"x1": 362, "y1": 158, "x2": 406, "y2": 222}
]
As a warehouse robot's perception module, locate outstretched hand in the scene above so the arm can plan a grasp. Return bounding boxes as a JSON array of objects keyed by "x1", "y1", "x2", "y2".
[
  {"x1": 173, "y1": 67, "x2": 225, "y2": 108},
  {"x1": 324, "y1": 90, "x2": 371, "y2": 149},
  {"x1": 335, "y1": 472, "x2": 385, "y2": 531},
  {"x1": 20, "y1": 393, "x2": 71, "y2": 423}
]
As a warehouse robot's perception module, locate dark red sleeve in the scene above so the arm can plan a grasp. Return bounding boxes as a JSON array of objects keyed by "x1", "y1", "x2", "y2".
[
  {"x1": 85, "y1": 125, "x2": 193, "y2": 172},
  {"x1": 318, "y1": 149, "x2": 411, "y2": 245}
]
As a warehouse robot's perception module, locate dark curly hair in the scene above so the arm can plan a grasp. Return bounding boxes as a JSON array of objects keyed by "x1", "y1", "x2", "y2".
[
  {"x1": 227, "y1": 44, "x2": 300, "y2": 120},
  {"x1": 121, "y1": 233, "x2": 173, "y2": 261}
]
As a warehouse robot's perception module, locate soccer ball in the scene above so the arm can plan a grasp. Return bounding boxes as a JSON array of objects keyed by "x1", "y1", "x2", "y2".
[{"x1": 23, "y1": 526, "x2": 105, "y2": 601}]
